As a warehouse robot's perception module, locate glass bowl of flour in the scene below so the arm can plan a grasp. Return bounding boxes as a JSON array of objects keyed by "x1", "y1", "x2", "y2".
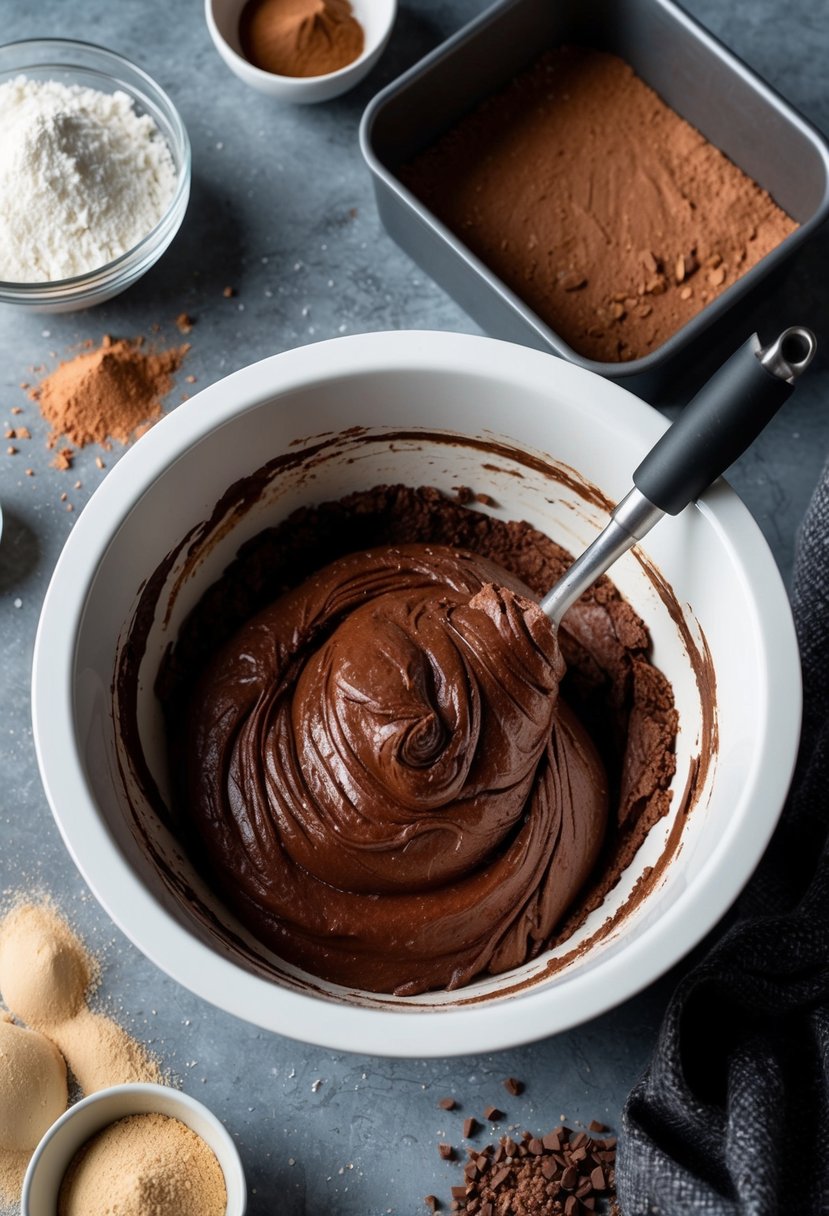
[{"x1": 0, "y1": 39, "x2": 190, "y2": 312}]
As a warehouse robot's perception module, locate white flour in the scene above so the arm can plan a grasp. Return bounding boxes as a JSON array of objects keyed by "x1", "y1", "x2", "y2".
[{"x1": 0, "y1": 75, "x2": 178, "y2": 283}]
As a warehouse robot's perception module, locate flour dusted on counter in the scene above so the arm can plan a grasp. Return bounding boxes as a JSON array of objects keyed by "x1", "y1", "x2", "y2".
[{"x1": 0, "y1": 76, "x2": 177, "y2": 283}]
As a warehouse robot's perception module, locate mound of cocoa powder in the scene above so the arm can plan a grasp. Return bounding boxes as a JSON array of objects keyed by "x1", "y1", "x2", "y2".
[
  {"x1": 30, "y1": 334, "x2": 189, "y2": 449},
  {"x1": 403, "y1": 45, "x2": 797, "y2": 363}
]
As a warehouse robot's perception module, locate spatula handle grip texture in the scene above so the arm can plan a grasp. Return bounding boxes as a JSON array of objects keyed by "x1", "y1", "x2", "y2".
[{"x1": 633, "y1": 335, "x2": 795, "y2": 515}]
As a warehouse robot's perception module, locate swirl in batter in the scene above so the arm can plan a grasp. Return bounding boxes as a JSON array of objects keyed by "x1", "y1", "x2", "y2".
[{"x1": 185, "y1": 543, "x2": 608, "y2": 995}]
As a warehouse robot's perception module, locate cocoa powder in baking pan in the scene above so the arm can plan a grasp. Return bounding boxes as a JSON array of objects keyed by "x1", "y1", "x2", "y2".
[{"x1": 403, "y1": 46, "x2": 796, "y2": 363}]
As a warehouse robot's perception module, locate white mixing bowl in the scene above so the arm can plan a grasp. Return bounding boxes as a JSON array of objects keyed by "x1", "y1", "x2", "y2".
[{"x1": 32, "y1": 331, "x2": 800, "y2": 1056}]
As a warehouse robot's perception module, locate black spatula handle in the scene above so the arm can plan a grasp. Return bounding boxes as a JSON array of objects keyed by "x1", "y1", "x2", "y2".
[{"x1": 633, "y1": 327, "x2": 816, "y2": 516}]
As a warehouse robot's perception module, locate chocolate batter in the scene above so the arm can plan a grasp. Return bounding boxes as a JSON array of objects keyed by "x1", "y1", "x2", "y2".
[{"x1": 164, "y1": 485, "x2": 677, "y2": 996}]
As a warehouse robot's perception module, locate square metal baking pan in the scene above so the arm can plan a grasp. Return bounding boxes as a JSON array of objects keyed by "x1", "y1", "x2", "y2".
[{"x1": 360, "y1": 0, "x2": 829, "y2": 398}]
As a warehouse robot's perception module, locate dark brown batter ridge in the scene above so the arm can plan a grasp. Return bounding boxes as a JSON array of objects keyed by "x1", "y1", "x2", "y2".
[
  {"x1": 162, "y1": 485, "x2": 677, "y2": 996},
  {"x1": 402, "y1": 45, "x2": 797, "y2": 363}
]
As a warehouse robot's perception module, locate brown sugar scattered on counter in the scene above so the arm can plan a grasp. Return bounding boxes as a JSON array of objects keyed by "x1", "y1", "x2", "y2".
[
  {"x1": 31, "y1": 334, "x2": 189, "y2": 449},
  {"x1": 403, "y1": 45, "x2": 797, "y2": 363},
  {"x1": 239, "y1": 0, "x2": 364, "y2": 78},
  {"x1": 0, "y1": 902, "x2": 163, "y2": 1094},
  {"x1": 0, "y1": 902, "x2": 166, "y2": 1208}
]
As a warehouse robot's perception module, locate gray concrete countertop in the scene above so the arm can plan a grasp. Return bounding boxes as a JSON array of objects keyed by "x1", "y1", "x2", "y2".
[{"x1": 1, "y1": 2, "x2": 827, "y2": 1212}]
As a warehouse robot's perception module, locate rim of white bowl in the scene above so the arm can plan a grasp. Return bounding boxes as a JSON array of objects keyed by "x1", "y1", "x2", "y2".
[
  {"x1": 31, "y1": 331, "x2": 802, "y2": 1056},
  {"x1": 22, "y1": 1082, "x2": 246, "y2": 1215}
]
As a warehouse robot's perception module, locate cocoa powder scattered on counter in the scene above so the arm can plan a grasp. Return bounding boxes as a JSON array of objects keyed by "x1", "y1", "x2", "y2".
[
  {"x1": 30, "y1": 334, "x2": 189, "y2": 449},
  {"x1": 404, "y1": 45, "x2": 797, "y2": 363}
]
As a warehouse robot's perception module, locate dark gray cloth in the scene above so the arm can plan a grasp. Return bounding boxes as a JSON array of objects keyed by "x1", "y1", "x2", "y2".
[{"x1": 618, "y1": 459, "x2": 829, "y2": 1215}]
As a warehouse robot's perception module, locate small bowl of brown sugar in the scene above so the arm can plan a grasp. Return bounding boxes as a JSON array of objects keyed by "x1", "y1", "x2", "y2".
[
  {"x1": 206, "y1": 0, "x2": 397, "y2": 103},
  {"x1": 22, "y1": 1083, "x2": 246, "y2": 1216}
]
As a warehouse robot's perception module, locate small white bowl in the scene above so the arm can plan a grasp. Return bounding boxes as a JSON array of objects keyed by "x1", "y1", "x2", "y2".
[
  {"x1": 0, "y1": 40, "x2": 190, "y2": 313},
  {"x1": 21, "y1": 1083, "x2": 246, "y2": 1216},
  {"x1": 205, "y1": 0, "x2": 397, "y2": 103}
]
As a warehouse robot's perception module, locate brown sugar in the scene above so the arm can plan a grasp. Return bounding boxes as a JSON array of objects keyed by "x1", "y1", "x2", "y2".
[
  {"x1": 0, "y1": 903, "x2": 162, "y2": 1094},
  {"x1": 58, "y1": 1113, "x2": 226, "y2": 1216},
  {"x1": 31, "y1": 334, "x2": 189, "y2": 449},
  {"x1": 0, "y1": 902, "x2": 165, "y2": 1209},
  {"x1": 403, "y1": 45, "x2": 797, "y2": 363}
]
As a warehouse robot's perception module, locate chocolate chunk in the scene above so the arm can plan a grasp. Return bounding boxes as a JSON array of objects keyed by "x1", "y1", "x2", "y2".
[
  {"x1": 438, "y1": 1097, "x2": 457, "y2": 1111},
  {"x1": 483, "y1": 1106, "x2": 504, "y2": 1122},
  {"x1": 561, "y1": 1165, "x2": 578, "y2": 1190},
  {"x1": 588, "y1": 1120, "x2": 608, "y2": 1133},
  {"x1": 432, "y1": 1107, "x2": 617, "y2": 1213},
  {"x1": 503, "y1": 1077, "x2": 524, "y2": 1096},
  {"x1": 490, "y1": 1167, "x2": 510, "y2": 1190},
  {"x1": 463, "y1": 1117, "x2": 480, "y2": 1138},
  {"x1": 438, "y1": 1143, "x2": 455, "y2": 1160},
  {"x1": 590, "y1": 1165, "x2": 607, "y2": 1190},
  {"x1": 425, "y1": 1197, "x2": 440, "y2": 1212}
]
